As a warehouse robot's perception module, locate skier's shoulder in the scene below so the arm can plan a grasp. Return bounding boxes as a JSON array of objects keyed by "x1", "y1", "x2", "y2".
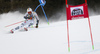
[
  {"x1": 32, "y1": 11, "x2": 37, "y2": 14},
  {"x1": 32, "y1": 11, "x2": 38, "y2": 16}
]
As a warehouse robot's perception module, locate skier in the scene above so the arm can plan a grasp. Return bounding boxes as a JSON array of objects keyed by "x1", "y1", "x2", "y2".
[{"x1": 10, "y1": 8, "x2": 39, "y2": 33}]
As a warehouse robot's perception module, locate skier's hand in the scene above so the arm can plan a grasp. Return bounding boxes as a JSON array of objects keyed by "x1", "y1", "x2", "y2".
[
  {"x1": 36, "y1": 20, "x2": 39, "y2": 28},
  {"x1": 36, "y1": 24, "x2": 38, "y2": 28},
  {"x1": 25, "y1": 17, "x2": 32, "y2": 20},
  {"x1": 24, "y1": 16, "x2": 29, "y2": 19},
  {"x1": 28, "y1": 17, "x2": 32, "y2": 20},
  {"x1": 36, "y1": 25, "x2": 38, "y2": 28}
]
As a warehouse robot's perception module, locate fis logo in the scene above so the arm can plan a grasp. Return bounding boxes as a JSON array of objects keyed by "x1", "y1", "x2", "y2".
[{"x1": 72, "y1": 8, "x2": 83, "y2": 16}]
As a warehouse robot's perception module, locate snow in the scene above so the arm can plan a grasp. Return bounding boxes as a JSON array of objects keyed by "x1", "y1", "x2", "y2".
[{"x1": 0, "y1": 11, "x2": 100, "y2": 54}]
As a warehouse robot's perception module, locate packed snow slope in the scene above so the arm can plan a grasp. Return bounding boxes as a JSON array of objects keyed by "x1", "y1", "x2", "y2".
[{"x1": 0, "y1": 11, "x2": 100, "y2": 54}]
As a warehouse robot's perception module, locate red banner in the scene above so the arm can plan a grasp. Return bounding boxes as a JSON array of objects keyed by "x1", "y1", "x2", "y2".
[{"x1": 66, "y1": 3, "x2": 89, "y2": 20}]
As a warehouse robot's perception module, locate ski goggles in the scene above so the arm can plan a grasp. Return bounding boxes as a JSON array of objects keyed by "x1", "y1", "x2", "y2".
[{"x1": 28, "y1": 11, "x2": 32, "y2": 14}]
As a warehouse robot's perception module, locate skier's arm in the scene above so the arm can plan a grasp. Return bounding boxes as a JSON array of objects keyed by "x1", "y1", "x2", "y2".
[
  {"x1": 24, "y1": 16, "x2": 30, "y2": 19},
  {"x1": 24, "y1": 13, "x2": 32, "y2": 20},
  {"x1": 34, "y1": 12, "x2": 39, "y2": 28},
  {"x1": 36, "y1": 20, "x2": 39, "y2": 27},
  {"x1": 24, "y1": 13, "x2": 30, "y2": 19}
]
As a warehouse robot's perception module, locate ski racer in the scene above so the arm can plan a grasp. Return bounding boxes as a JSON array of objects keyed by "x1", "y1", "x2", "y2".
[{"x1": 10, "y1": 8, "x2": 39, "y2": 33}]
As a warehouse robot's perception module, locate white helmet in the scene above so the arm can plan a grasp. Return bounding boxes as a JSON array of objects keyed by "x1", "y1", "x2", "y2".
[{"x1": 27, "y1": 8, "x2": 32, "y2": 13}]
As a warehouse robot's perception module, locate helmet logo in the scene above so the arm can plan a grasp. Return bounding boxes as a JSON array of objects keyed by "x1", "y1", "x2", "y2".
[{"x1": 27, "y1": 8, "x2": 32, "y2": 13}]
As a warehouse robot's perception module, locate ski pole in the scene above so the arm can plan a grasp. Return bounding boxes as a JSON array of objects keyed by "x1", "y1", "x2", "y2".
[
  {"x1": 41, "y1": 5, "x2": 49, "y2": 25},
  {"x1": 5, "y1": 20, "x2": 23, "y2": 27},
  {"x1": 34, "y1": 4, "x2": 41, "y2": 12},
  {"x1": 34, "y1": 0, "x2": 49, "y2": 25}
]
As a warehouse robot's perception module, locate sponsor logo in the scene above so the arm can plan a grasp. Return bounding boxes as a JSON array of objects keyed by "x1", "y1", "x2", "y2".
[{"x1": 72, "y1": 8, "x2": 83, "y2": 16}]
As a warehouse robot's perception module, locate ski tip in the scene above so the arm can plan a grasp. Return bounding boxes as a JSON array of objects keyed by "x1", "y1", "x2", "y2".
[
  {"x1": 10, "y1": 30, "x2": 14, "y2": 34},
  {"x1": 24, "y1": 28, "x2": 28, "y2": 31}
]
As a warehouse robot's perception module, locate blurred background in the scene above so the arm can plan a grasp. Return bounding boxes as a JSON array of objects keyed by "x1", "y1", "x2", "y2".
[
  {"x1": 0, "y1": 0, "x2": 65, "y2": 17},
  {"x1": 0, "y1": 0, "x2": 100, "y2": 20}
]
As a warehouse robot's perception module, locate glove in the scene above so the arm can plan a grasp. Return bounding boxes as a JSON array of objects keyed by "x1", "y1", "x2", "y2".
[
  {"x1": 24, "y1": 16, "x2": 30, "y2": 19},
  {"x1": 36, "y1": 20, "x2": 39, "y2": 28},
  {"x1": 36, "y1": 25, "x2": 38, "y2": 28}
]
